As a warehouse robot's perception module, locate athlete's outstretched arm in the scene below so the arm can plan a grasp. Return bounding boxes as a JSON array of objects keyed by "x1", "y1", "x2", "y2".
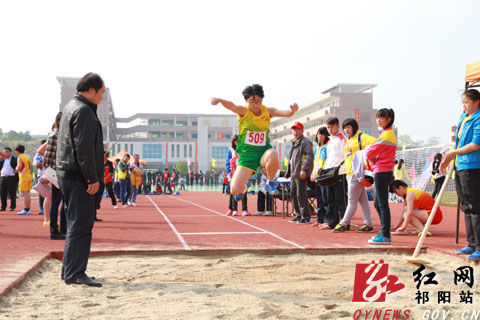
[
  {"x1": 211, "y1": 98, "x2": 247, "y2": 116},
  {"x1": 268, "y1": 103, "x2": 299, "y2": 118}
]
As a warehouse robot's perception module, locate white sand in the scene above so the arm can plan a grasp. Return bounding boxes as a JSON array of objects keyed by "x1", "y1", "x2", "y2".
[{"x1": 0, "y1": 251, "x2": 479, "y2": 320}]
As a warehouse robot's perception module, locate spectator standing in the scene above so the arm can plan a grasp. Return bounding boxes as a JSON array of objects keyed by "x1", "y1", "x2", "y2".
[
  {"x1": 56, "y1": 72, "x2": 105, "y2": 286},
  {"x1": 393, "y1": 159, "x2": 409, "y2": 181},
  {"x1": 322, "y1": 117, "x2": 347, "y2": 229},
  {"x1": 311, "y1": 127, "x2": 329, "y2": 227},
  {"x1": 287, "y1": 122, "x2": 314, "y2": 224},
  {"x1": 129, "y1": 154, "x2": 144, "y2": 206},
  {"x1": 34, "y1": 140, "x2": 47, "y2": 216},
  {"x1": 0, "y1": 147, "x2": 18, "y2": 212},
  {"x1": 118, "y1": 154, "x2": 131, "y2": 206},
  {"x1": 441, "y1": 89, "x2": 480, "y2": 260},
  {"x1": 366, "y1": 108, "x2": 397, "y2": 244},
  {"x1": 162, "y1": 168, "x2": 171, "y2": 194},
  {"x1": 44, "y1": 112, "x2": 66, "y2": 240},
  {"x1": 179, "y1": 175, "x2": 186, "y2": 191},
  {"x1": 255, "y1": 168, "x2": 273, "y2": 216},
  {"x1": 113, "y1": 159, "x2": 121, "y2": 200},
  {"x1": 103, "y1": 153, "x2": 118, "y2": 209},
  {"x1": 15, "y1": 144, "x2": 33, "y2": 215}
]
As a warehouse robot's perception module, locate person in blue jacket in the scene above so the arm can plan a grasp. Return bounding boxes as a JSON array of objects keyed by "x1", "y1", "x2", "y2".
[{"x1": 441, "y1": 89, "x2": 480, "y2": 260}]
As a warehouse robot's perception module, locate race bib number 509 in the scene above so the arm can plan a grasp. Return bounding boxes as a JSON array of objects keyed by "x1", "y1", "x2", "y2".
[{"x1": 245, "y1": 130, "x2": 267, "y2": 147}]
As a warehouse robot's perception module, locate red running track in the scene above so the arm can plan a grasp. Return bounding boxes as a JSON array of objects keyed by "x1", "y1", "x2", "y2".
[{"x1": 0, "y1": 191, "x2": 469, "y2": 297}]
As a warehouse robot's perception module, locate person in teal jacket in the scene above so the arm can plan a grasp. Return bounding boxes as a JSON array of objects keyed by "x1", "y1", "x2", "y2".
[{"x1": 442, "y1": 89, "x2": 480, "y2": 260}]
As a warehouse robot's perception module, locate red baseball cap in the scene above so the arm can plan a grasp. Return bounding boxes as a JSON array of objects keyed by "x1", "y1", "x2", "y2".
[{"x1": 291, "y1": 122, "x2": 304, "y2": 130}]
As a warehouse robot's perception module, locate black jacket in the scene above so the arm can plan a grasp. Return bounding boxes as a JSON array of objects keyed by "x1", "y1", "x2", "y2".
[
  {"x1": 56, "y1": 94, "x2": 104, "y2": 184},
  {"x1": 286, "y1": 136, "x2": 314, "y2": 179}
]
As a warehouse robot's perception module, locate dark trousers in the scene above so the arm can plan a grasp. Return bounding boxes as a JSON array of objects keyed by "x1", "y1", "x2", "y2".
[
  {"x1": 432, "y1": 176, "x2": 446, "y2": 199},
  {"x1": 163, "y1": 181, "x2": 172, "y2": 194},
  {"x1": 373, "y1": 172, "x2": 393, "y2": 238},
  {"x1": 327, "y1": 174, "x2": 347, "y2": 228},
  {"x1": 180, "y1": 184, "x2": 186, "y2": 191},
  {"x1": 105, "y1": 182, "x2": 117, "y2": 206},
  {"x1": 59, "y1": 177, "x2": 95, "y2": 282},
  {"x1": 0, "y1": 176, "x2": 17, "y2": 210},
  {"x1": 257, "y1": 191, "x2": 272, "y2": 212},
  {"x1": 39, "y1": 195, "x2": 45, "y2": 210},
  {"x1": 50, "y1": 184, "x2": 66, "y2": 234},
  {"x1": 291, "y1": 178, "x2": 310, "y2": 220},
  {"x1": 229, "y1": 193, "x2": 247, "y2": 211},
  {"x1": 455, "y1": 169, "x2": 480, "y2": 250},
  {"x1": 113, "y1": 181, "x2": 120, "y2": 199},
  {"x1": 315, "y1": 182, "x2": 329, "y2": 223},
  {"x1": 119, "y1": 179, "x2": 131, "y2": 205},
  {"x1": 222, "y1": 183, "x2": 228, "y2": 194},
  {"x1": 94, "y1": 182, "x2": 105, "y2": 211}
]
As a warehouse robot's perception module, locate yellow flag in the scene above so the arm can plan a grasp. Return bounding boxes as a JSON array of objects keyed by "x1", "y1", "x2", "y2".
[
  {"x1": 283, "y1": 157, "x2": 288, "y2": 167},
  {"x1": 402, "y1": 145, "x2": 406, "y2": 151},
  {"x1": 211, "y1": 158, "x2": 216, "y2": 167}
]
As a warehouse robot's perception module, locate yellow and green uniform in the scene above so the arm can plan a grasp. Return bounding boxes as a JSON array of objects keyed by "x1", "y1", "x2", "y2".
[
  {"x1": 236, "y1": 105, "x2": 272, "y2": 172},
  {"x1": 455, "y1": 115, "x2": 471, "y2": 166},
  {"x1": 18, "y1": 153, "x2": 32, "y2": 191}
]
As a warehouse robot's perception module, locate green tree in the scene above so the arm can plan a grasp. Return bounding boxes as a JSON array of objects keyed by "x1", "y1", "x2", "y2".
[{"x1": 175, "y1": 161, "x2": 188, "y2": 175}]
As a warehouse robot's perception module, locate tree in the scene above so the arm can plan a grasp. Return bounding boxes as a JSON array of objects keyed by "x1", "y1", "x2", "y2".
[
  {"x1": 175, "y1": 161, "x2": 188, "y2": 175},
  {"x1": 425, "y1": 136, "x2": 440, "y2": 147}
]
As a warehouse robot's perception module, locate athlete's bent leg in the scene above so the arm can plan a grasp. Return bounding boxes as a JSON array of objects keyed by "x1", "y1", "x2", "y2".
[
  {"x1": 260, "y1": 149, "x2": 279, "y2": 181},
  {"x1": 230, "y1": 167, "x2": 253, "y2": 195}
]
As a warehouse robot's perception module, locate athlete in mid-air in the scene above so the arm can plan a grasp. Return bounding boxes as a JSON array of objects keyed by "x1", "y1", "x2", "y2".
[{"x1": 211, "y1": 84, "x2": 299, "y2": 200}]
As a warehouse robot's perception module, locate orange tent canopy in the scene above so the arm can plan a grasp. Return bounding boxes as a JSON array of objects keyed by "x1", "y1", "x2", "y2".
[
  {"x1": 465, "y1": 60, "x2": 480, "y2": 83},
  {"x1": 108, "y1": 149, "x2": 147, "y2": 165}
]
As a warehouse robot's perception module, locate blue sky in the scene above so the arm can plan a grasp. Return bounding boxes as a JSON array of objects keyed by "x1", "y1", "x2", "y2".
[{"x1": 1, "y1": 0, "x2": 478, "y2": 143}]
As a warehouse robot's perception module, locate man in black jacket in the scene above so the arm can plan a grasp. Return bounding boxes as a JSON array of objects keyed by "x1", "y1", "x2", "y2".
[
  {"x1": 0, "y1": 147, "x2": 18, "y2": 211},
  {"x1": 56, "y1": 73, "x2": 105, "y2": 287}
]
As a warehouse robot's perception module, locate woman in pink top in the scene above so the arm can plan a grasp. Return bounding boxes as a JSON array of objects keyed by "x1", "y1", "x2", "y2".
[{"x1": 365, "y1": 108, "x2": 397, "y2": 244}]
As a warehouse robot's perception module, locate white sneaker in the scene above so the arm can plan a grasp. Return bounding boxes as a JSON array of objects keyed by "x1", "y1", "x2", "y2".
[
  {"x1": 242, "y1": 211, "x2": 251, "y2": 216},
  {"x1": 132, "y1": 202, "x2": 136, "y2": 207},
  {"x1": 127, "y1": 201, "x2": 132, "y2": 205},
  {"x1": 265, "y1": 211, "x2": 273, "y2": 216},
  {"x1": 113, "y1": 205, "x2": 118, "y2": 209},
  {"x1": 232, "y1": 211, "x2": 238, "y2": 216}
]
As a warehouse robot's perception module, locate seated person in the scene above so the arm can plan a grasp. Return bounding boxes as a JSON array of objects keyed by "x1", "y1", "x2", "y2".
[{"x1": 389, "y1": 180, "x2": 443, "y2": 235}]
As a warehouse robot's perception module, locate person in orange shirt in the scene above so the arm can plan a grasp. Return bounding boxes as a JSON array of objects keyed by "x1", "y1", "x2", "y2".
[{"x1": 389, "y1": 180, "x2": 443, "y2": 234}]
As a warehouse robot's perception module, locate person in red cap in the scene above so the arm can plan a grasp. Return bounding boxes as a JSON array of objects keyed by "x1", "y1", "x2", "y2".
[{"x1": 287, "y1": 122, "x2": 314, "y2": 224}]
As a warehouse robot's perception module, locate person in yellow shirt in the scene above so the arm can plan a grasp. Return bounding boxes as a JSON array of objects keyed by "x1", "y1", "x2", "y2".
[
  {"x1": 393, "y1": 159, "x2": 409, "y2": 181},
  {"x1": 15, "y1": 144, "x2": 32, "y2": 215}
]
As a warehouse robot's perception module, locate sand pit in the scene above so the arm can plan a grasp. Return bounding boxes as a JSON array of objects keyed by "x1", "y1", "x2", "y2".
[{"x1": 0, "y1": 251, "x2": 479, "y2": 320}]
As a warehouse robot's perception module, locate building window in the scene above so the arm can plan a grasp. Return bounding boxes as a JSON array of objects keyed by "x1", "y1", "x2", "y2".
[
  {"x1": 225, "y1": 133, "x2": 231, "y2": 140},
  {"x1": 143, "y1": 144, "x2": 162, "y2": 159},
  {"x1": 176, "y1": 132, "x2": 186, "y2": 139},
  {"x1": 189, "y1": 144, "x2": 192, "y2": 157},
  {"x1": 191, "y1": 121, "x2": 198, "y2": 126},
  {"x1": 171, "y1": 144, "x2": 175, "y2": 158},
  {"x1": 130, "y1": 144, "x2": 133, "y2": 154},
  {"x1": 175, "y1": 120, "x2": 188, "y2": 126},
  {"x1": 176, "y1": 145, "x2": 180, "y2": 158},
  {"x1": 191, "y1": 133, "x2": 198, "y2": 139},
  {"x1": 125, "y1": 144, "x2": 128, "y2": 152},
  {"x1": 184, "y1": 145, "x2": 187, "y2": 157},
  {"x1": 149, "y1": 132, "x2": 161, "y2": 138},
  {"x1": 212, "y1": 146, "x2": 229, "y2": 160},
  {"x1": 161, "y1": 132, "x2": 175, "y2": 139},
  {"x1": 117, "y1": 144, "x2": 121, "y2": 153},
  {"x1": 148, "y1": 119, "x2": 161, "y2": 126},
  {"x1": 162, "y1": 119, "x2": 174, "y2": 126}
]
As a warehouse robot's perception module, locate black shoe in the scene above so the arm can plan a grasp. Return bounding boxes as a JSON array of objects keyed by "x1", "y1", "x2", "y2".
[
  {"x1": 50, "y1": 232, "x2": 66, "y2": 240},
  {"x1": 94, "y1": 218, "x2": 103, "y2": 222},
  {"x1": 296, "y1": 218, "x2": 310, "y2": 225},
  {"x1": 289, "y1": 216, "x2": 301, "y2": 223},
  {"x1": 66, "y1": 274, "x2": 102, "y2": 287}
]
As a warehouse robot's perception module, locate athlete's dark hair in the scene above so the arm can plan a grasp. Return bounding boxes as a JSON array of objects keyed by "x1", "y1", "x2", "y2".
[
  {"x1": 315, "y1": 127, "x2": 330, "y2": 145},
  {"x1": 76, "y1": 72, "x2": 104, "y2": 93},
  {"x1": 463, "y1": 89, "x2": 480, "y2": 102},
  {"x1": 242, "y1": 84, "x2": 264, "y2": 101},
  {"x1": 397, "y1": 159, "x2": 404, "y2": 170},
  {"x1": 376, "y1": 108, "x2": 395, "y2": 128},
  {"x1": 342, "y1": 118, "x2": 359, "y2": 137},
  {"x1": 15, "y1": 144, "x2": 25, "y2": 153},
  {"x1": 326, "y1": 117, "x2": 339, "y2": 125},
  {"x1": 389, "y1": 179, "x2": 408, "y2": 193},
  {"x1": 231, "y1": 134, "x2": 239, "y2": 150},
  {"x1": 3, "y1": 147, "x2": 12, "y2": 152},
  {"x1": 40, "y1": 140, "x2": 47, "y2": 145}
]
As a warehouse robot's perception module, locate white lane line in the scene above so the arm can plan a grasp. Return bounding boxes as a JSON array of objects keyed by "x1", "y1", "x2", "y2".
[
  {"x1": 181, "y1": 232, "x2": 267, "y2": 235},
  {"x1": 146, "y1": 195, "x2": 191, "y2": 251},
  {"x1": 169, "y1": 196, "x2": 305, "y2": 249}
]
